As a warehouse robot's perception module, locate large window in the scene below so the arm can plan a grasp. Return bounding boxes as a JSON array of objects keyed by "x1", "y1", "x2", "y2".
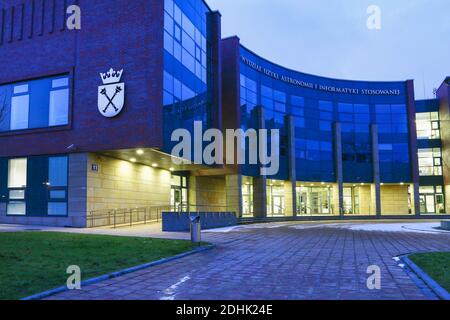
[
  {"x1": 419, "y1": 186, "x2": 445, "y2": 214},
  {"x1": 7, "y1": 159, "x2": 27, "y2": 215},
  {"x1": 297, "y1": 186, "x2": 332, "y2": 215},
  {"x1": 0, "y1": 75, "x2": 69, "y2": 132},
  {"x1": 418, "y1": 148, "x2": 443, "y2": 176},
  {"x1": 164, "y1": 0, "x2": 207, "y2": 84},
  {"x1": 4, "y1": 156, "x2": 69, "y2": 216},
  {"x1": 416, "y1": 112, "x2": 440, "y2": 140},
  {"x1": 242, "y1": 177, "x2": 254, "y2": 217},
  {"x1": 47, "y1": 156, "x2": 68, "y2": 216}
]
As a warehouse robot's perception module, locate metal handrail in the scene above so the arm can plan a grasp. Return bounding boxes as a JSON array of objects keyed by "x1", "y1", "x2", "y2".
[{"x1": 87, "y1": 204, "x2": 236, "y2": 228}]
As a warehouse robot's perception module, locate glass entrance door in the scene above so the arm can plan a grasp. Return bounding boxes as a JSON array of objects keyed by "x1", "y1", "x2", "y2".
[
  {"x1": 171, "y1": 175, "x2": 188, "y2": 212},
  {"x1": 297, "y1": 186, "x2": 332, "y2": 215},
  {"x1": 272, "y1": 195, "x2": 285, "y2": 216}
]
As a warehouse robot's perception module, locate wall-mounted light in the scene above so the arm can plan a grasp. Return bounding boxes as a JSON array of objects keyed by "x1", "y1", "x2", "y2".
[
  {"x1": 130, "y1": 158, "x2": 137, "y2": 163},
  {"x1": 169, "y1": 167, "x2": 175, "y2": 172},
  {"x1": 136, "y1": 149, "x2": 144, "y2": 155},
  {"x1": 152, "y1": 163, "x2": 158, "y2": 168}
]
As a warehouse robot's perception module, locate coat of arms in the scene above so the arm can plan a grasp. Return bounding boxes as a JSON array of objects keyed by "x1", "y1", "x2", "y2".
[{"x1": 98, "y1": 68, "x2": 125, "y2": 118}]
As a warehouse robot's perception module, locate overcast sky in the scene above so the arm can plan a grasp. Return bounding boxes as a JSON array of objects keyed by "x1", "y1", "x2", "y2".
[{"x1": 207, "y1": 0, "x2": 450, "y2": 99}]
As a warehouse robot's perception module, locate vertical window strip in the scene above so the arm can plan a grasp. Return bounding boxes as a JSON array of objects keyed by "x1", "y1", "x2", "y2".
[
  {"x1": 8, "y1": 6, "x2": 14, "y2": 43},
  {"x1": 29, "y1": 0, "x2": 35, "y2": 38},
  {"x1": 0, "y1": 8, "x2": 4, "y2": 45},
  {"x1": 19, "y1": 4, "x2": 24, "y2": 41}
]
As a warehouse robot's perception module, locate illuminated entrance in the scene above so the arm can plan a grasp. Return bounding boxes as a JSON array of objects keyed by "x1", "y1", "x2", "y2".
[
  {"x1": 170, "y1": 175, "x2": 188, "y2": 212},
  {"x1": 297, "y1": 186, "x2": 332, "y2": 215},
  {"x1": 267, "y1": 180, "x2": 285, "y2": 216},
  {"x1": 419, "y1": 186, "x2": 445, "y2": 214}
]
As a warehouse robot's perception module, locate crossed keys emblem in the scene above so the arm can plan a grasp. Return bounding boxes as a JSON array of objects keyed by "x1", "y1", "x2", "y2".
[
  {"x1": 98, "y1": 68, "x2": 125, "y2": 118},
  {"x1": 100, "y1": 86, "x2": 122, "y2": 113}
]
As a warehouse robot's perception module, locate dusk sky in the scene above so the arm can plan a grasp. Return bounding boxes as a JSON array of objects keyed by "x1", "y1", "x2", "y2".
[{"x1": 207, "y1": 0, "x2": 450, "y2": 99}]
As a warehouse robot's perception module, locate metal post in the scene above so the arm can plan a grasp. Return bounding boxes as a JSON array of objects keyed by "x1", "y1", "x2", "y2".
[{"x1": 144, "y1": 207, "x2": 147, "y2": 224}]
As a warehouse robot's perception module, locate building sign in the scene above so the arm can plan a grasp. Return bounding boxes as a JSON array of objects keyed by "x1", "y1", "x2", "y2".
[
  {"x1": 241, "y1": 56, "x2": 402, "y2": 96},
  {"x1": 98, "y1": 68, "x2": 125, "y2": 118}
]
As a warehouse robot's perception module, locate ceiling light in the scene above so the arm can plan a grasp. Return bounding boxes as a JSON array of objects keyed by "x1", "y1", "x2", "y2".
[
  {"x1": 152, "y1": 163, "x2": 158, "y2": 168},
  {"x1": 136, "y1": 149, "x2": 144, "y2": 155},
  {"x1": 130, "y1": 158, "x2": 137, "y2": 163}
]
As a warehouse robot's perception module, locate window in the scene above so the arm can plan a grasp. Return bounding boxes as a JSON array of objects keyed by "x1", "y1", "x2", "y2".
[
  {"x1": 7, "y1": 159, "x2": 27, "y2": 215},
  {"x1": 47, "y1": 156, "x2": 68, "y2": 216},
  {"x1": 418, "y1": 148, "x2": 442, "y2": 176},
  {"x1": 419, "y1": 186, "x2": 445, "y2": 214},
  {"x1": 49, "y1": 78, "x2": 69, "y2": 126},
  {"x1": 163, "y1": 1, "x2": 208, "y2": 84},
  {"x1": 416, "y1": 112, "x2": 440, "y2": 140},
  {"x1": 0, "y1": 76, "x2": 70, "y2": 132},
  {"x1": 10, "y1": 87, "x2": 30, "y2": 130},
  {"x1": 8, "y1": 158, "x2": 27, "y2": 188}
]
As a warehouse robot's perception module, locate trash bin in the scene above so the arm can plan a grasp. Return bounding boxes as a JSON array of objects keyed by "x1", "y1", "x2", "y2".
[{"x1": 190, "y1": 215, "x2": 201, "y2": 243}]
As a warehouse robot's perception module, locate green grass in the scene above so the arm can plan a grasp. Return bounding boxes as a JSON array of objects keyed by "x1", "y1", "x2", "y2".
[
  {"x1": 410, "y1": 252, "x2": 450, "y2": 292},
  {"x1": 0, "y1": 232, "x2": 200, "y2": 300}
]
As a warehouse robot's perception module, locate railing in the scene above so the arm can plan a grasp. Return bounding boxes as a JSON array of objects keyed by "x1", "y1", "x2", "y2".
[
  {"x1": 87, "y1": 204, "x2": 236, "y2": 228},
  {"x1": 87, "y1": 206, "x2": 170, "y2": 228}
]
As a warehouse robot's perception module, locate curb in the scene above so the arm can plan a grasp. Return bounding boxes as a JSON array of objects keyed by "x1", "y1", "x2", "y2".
[
  {"x1": 21, "y1": 244, "x2": 215, "y2": 301},
  {"x1": 402, "y1": 255, "x2": 450, "y2": 300}
]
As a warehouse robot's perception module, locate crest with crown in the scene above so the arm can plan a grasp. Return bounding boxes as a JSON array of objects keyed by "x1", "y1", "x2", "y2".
[{"x1": 100, "y1": 68, "x2": 124, "y2": 85}]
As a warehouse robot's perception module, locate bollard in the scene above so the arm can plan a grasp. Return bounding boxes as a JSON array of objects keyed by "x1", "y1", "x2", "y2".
[{"x1": 190, "y1": 215, "x2": 201, "y2": 244}]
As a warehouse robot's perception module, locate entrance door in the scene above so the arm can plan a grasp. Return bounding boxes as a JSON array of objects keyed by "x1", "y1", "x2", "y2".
[
  {"x1": 170, "y1": 187, "x2": 182, "y2": 212},
  {"x1": 420, "y1": 194, "x2": 437, "y2": 214},
  {"x1": 426, "y1": 195, "x2": 436, "y2": 213},
  {"x1": 272, "y1": 195, "x2": 285, "y2": 216},
  {"x1": 310, "y1": 191, "x2": 320, "y2": 214}
]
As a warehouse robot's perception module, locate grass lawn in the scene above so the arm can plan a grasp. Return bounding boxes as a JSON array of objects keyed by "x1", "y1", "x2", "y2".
[
  {"x1": 410, "y1": 252, "x2": 450, "y2": 292},
  {"x1": 0, "y1": 232, "x2": 200, "y2": 300}
]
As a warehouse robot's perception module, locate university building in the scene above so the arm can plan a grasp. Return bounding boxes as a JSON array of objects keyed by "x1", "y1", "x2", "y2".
[{"x1": 0, "y1": 0, "x2": 449, "y2": 227}]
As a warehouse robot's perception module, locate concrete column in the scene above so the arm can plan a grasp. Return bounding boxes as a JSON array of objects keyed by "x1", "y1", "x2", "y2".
[
  {"x1": 285, "y1": 115, "x2": 297, "y2": 216},
  {"x1": 406, "y1": 80, "x2": 421, "y2": 216},
  {"x1": 334, "y1": 123, "x2": 344, "y2": 217},
  {"x1": 253, "y1": 177, "x2": 267, "y2": 218},
  {"x1": 252, "y1": 106, "x2": 267, "y2": 218},
  {"x1": 207, "y1": 11, "x2": 222, "y2": 130},
  {"x1": 226, "y1": 174, "x2": 243, "y2": 217},
  {"x1": 371, "y1": 124, "x2": 382, "y2": 217},
  {"x1": 411, "y1": 183, "x2": 421, "y2": 216},
  {"x1": 68, "y1": 153, "x2": 88, "y2": 228},
  {"x1": 188, "y1": 176, "x2": 197, "y2": 210},
  {"x1": 284, "y1": 181, "x2": 294, "y2": 217}
]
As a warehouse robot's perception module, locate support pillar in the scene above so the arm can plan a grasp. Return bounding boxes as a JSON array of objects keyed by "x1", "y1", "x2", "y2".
[
  {"x1": 253, "y1": 177, "x2": 267, "y2": 218},
  {"x1": 226, "y1": 174, "x2": 243, "y2": 218},
  {"x1": 371, "y1": 124, "x2": 382, "y2": 217},
  {"x1": 252, "y1": 106, "x2": 267, "y2": 218},
  {"x1": 285, "y1": 115, "x2": 297, "y2": 216},
  {"x1": 334, "y1": 123, "x2": 344, "y2": 217},
  {"x1": 406, "y1": 80, "x2": 421, "y2": 216}
]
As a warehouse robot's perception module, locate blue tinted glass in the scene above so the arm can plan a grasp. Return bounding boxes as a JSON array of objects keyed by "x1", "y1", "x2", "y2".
[
  {"x1": 291, "y1": 95, "x2": 304, "y2": 106},
  {"x1": 318, "y1": 101, "x2": 333, "y2": 111},
  {"x1": 49, "y1": 157, "x2": 68, "y2": 187},
  {"x1": 338, "y1": 103, "x2": 353, "y2": 113},
  {"x1": 376, "y1": 104, "x2": 391, "y2": 113}
]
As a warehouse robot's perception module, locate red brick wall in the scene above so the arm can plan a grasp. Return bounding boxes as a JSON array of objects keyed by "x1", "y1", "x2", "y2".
[{"x1": 0, "y1": 0, "x2": 164, "y2": 157}]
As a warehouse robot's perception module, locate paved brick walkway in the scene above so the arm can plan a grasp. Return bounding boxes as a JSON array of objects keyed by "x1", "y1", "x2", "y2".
[{"x1": 46, "y1": 223, "x2": 450, "y2": 300}]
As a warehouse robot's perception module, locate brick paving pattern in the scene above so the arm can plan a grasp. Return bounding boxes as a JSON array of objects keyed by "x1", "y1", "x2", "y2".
[{"x1": 46, "y1": 224, "x2": 450, "y2": 300}]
